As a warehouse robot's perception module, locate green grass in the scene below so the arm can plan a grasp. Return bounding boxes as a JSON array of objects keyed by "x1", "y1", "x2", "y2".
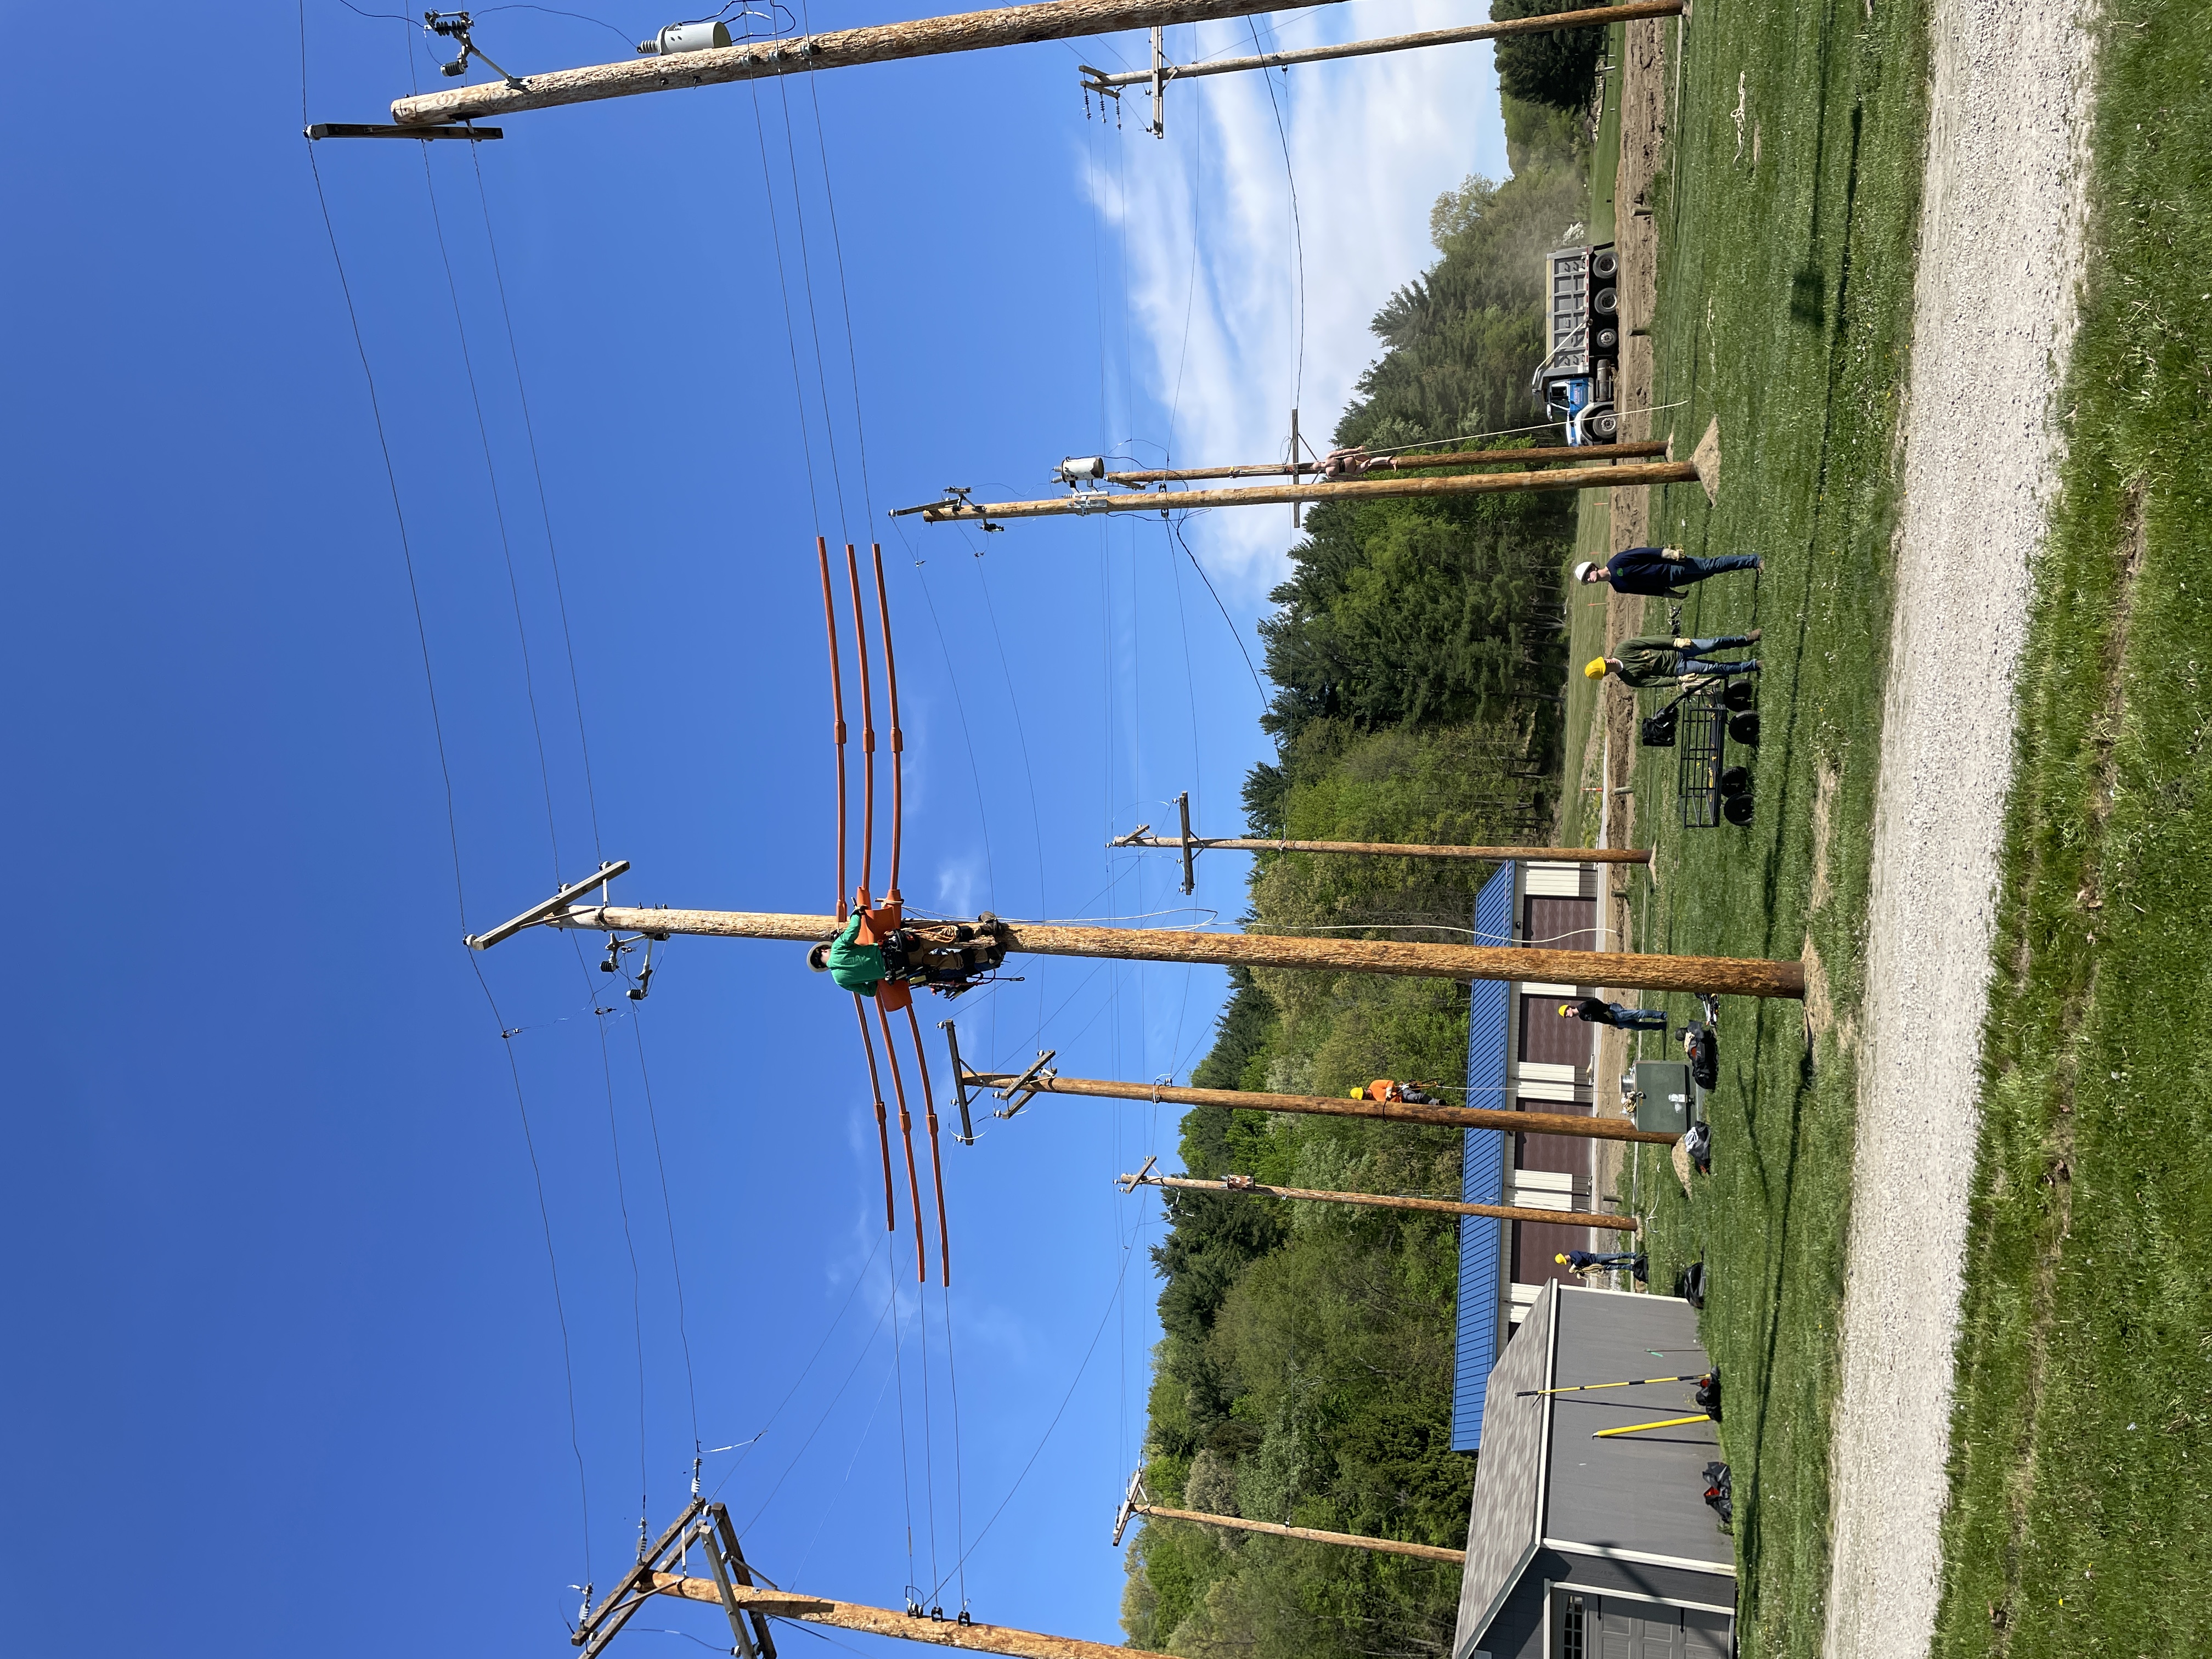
[
  {"x1": 1930, "y1": 10, "x2": 2212, "y2": 1655},
  {"x1": 1554, "y1": 0, "x2": 1933, "y2": 1653}
]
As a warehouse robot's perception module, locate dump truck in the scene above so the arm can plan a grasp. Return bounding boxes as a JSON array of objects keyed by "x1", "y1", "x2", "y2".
[{"x1": 1530, "y1": 240, "x2": 1622, "y2": 444}]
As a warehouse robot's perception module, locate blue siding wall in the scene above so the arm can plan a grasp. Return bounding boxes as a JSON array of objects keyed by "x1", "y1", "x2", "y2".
[{"x1": 1452, "y1": 864, "x2": 1517, "y2": 1451}]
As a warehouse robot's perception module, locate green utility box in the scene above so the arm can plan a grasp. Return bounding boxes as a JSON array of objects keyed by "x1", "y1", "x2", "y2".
[{"x1": 1633, "y1": 1061, "x2": 1695, "y2": 1136}]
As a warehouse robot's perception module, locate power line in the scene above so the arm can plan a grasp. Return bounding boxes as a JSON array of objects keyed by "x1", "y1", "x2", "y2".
[
  {"x1": 467, "y1": 144, "x2": 606, "y2": 858},
  {"x1": 631, "y1": 1014, "x2": 702, "y2": 1452},
  {"x1": 1246, "y1": 18, "x2": 1306, "y2": 409},
  {"x1": 301, "y1": 29, "x2": 591, "y2": 1572},
  {"x1": 924, "y1": 1242, "x2": 1135, "y2": 1600},
  {"x1": 418, "y1": 145, "x2": 566, "y2": 881}
]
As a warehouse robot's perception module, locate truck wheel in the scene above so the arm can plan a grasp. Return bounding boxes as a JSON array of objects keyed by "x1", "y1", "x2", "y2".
[
  {"x1": 1728, "y1": 712, "x2": 1761, "y2": 746},
  {"x1": 1718, "y1": 765, "x2": 1752, "y2": 799},
  {"x1": 1582, "y1": 404, "x2": 1620, "y2": 442},
  {"x1": 1593, "y1": 285, "x2": 1618, "y2": 318},
  {"x1": 1723, "y1": 794, "x2": 1756, "y2": 826},
  {"x1": 1592, "y1": 248, "x2": 1620, "y2": 281},
  {"x1": 1594, "y1": 326, "x2": 1620, "y2": 353},
  {"x1": 1722, "y1": 680, "x2": 1757, "y2": 711}
]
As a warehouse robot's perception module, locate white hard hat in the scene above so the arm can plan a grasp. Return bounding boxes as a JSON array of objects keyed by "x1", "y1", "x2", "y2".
[{"x1": 1573, "y1": 560, "x2": 1597, "y2": 583}]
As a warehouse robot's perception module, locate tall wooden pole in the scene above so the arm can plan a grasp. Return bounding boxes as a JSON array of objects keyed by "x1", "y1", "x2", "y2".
[
  {"x1": 1081, "y1": 3, "x2": 1680, "y2": 90},
  {"x1": 526, "y1": 905, "x2": 1804, "y2": 997},
  {"x1": 650, "y1": 1573, "x2": 1171, "y2": 1659},
  {"x1": 971, "y1": 1068, "x2": 1680, "y2": 1145},
  {"x1": 911, "y1": 460, "x2": 1698, "y2": 522},
  {"x1": 1124, "y1": 1170, "x2": 1641, "y2": 1232},
  {"x1": 391, "y1": 0, "x2": 1683, "y2": 126},
  {"x1": 1130, "y1": 1505, "x2": 1464, "y2": 1563},
  {"x1": 1093, "y1": 440, "x2": 1667, "y2": 485},
  {"x1": 1113, "y1": 832, "x2": 1651, "y2": 864}
]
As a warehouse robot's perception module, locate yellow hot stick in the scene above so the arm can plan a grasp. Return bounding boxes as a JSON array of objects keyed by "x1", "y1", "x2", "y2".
[{"x1": 1592, "y1": 1413, "x2": 1714, "y2": 1440}]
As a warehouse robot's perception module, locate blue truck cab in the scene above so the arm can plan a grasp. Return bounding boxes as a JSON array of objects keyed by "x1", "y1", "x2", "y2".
[{"x1": 1530, "y1": 240, "x2": 1622, "y2": 444}]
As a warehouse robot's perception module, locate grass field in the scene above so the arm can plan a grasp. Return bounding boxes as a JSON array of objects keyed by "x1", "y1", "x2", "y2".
[
  {"x1": 1549, "y1": 3, "x2": 2212, "y2": 1656},
  {"x1": 1554, "y1": 3, "x2": 1934, "y2": 1654},
  {"x1": 1929, "y1": 10, "x2": 2212, "y2": 1654}
]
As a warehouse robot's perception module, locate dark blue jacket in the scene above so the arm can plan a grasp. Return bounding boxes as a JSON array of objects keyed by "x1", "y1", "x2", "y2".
[{"x1": 1605, "y1": 546, "x2": 1690, "y2": 596}]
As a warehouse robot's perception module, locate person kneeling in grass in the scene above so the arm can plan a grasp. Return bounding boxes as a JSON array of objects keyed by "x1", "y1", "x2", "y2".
[{"x1": 1585, "y1": 631, "x2": 1762, "y2": 689}]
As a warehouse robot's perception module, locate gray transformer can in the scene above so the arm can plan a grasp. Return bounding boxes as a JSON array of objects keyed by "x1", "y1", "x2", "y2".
[{"x1": 642, "y1": 21, "x2": 733, "y2": 54}]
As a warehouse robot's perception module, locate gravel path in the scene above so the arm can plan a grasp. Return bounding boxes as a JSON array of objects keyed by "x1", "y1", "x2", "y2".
[{"x1": 1819, "y1": 3, "x2": 2096, "y2": 1655}]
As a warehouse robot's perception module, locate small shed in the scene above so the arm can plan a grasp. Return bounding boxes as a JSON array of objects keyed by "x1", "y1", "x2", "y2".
[{"x1": 1453, "y1": 1283, "x2": 1735, "y2": 1659}]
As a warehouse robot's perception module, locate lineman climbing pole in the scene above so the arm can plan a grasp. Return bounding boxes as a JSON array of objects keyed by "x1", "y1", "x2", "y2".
[
  {"x1": 1116, "y1": 1156, "x2": 1642, "y2": 1232},
  {"x1": 386, "y1": 0, "x2": 1683, "y2": 126},
  {"x1": 1109, "y1": 1470, "x2": 1462, "y2": 1562},
  {"x1": 467, "y1": 883, "x2": 1804, "y2": 998},
  {"x1": 1113, "y1": 791, "x2": 1649, "y2": 893}
]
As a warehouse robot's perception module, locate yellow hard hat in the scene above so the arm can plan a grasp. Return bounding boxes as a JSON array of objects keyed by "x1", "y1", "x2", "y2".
[
  {"x1": 1584, "y1": 657, "x2": 1609, "y2": 680},
  {"x1": 1554, "y1": 1253, "x2": 1570, "y2": 1265},
  {"x1": 1558, "y1": 1003, "x2": 1575, "y2": 1017},
  {"x1": 1349, "y1": 1088, "x2": 1363, "y2": 1101}
]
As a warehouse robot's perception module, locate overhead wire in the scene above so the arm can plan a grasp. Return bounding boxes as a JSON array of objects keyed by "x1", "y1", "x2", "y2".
[
  {"x1": 1246, "y1": 18, "x2": 1307, "y2": 412},
  {"x1": 922, "y1": 1239, "x2": 1136, "y2": 1600},
  {"x1": 417, "y1": 146, "x2": 566, "y2": 881},
  {"x1": 298, "y1": 9, "x2": 592, "y2": 1579},
  {"x1": 423, "y1": 138, "x2": 678, "y2": 1556},
  {"x1": 467, "y1": 145, "x2": 605, "y2": 857}
]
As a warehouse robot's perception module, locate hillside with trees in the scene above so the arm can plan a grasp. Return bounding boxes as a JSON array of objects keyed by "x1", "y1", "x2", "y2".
[{"x1": 1119, "y1": 102, "x2": 1592, "y2": 1659}]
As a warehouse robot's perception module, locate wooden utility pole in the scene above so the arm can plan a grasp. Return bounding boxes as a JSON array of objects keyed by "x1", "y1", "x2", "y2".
[
  {"x1": 501, "y1": 901, "x2": 1802, "y2": 997},
  {"x1": 1113, "y1": 792, "x2": 1649, "y2": 893},
  {"x1": 1082, "y1": 2, "x2": 1681, "y2": 109},
  {"x1": 649, "y1": 1572, "x2": 1173, "y2": 1659},
  {"x1": 390, "y1": 0, "x2": 1680, "y2": 126},
  {"x1": 1119, "y1": 1163, "x2": 1640, "y2": 1233},
  {"x1": 1091, "y1": 439, "x2": 1668, "y2": 485},
  {"x1": 1124, "y1": 1505, "x2": 1463, "y2": 1563},
  {"x1": 904, "y1": 460, "x2": 1700, "y2": 523},
  {"x1": 962, "y1": 1064, "x2": 1681, "y2": 1146}
]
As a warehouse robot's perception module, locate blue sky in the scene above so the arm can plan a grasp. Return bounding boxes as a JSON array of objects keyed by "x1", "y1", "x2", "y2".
[{"x1": 0, "y1": 5, "x2": 1505, "y2": 1654}]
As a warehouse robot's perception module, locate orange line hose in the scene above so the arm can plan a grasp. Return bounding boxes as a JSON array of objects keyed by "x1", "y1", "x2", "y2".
[
  {"x1": 872, "y1": 543, "x2": 905, "y2": 905},
  {"x1": 845, "y1": 545, "x2": 876, "y2": 911},
  {"x1": 852, "y1": 995, "x2": 896, "y2": 1233},
  {"x1": 817, "y1": 538, "x2": 849, "y2": 922},
  {"x1": 876, "y1": 1000, "x2": 928, "y2": 1284},
  {"x1": 905, "y1": 1003, "x2": 950, "y2": 1286}
]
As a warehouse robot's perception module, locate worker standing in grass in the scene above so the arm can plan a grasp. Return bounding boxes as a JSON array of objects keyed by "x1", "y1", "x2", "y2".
[
  {"x1": 1586, "y1": 631, "x2": 1762, "y2": 689},
  {"x1": 1559, "y1": 997, "x2": 1669, "y2": 1032},
  {"x1": 1558, "y1": 1249, "x2": 1649, "y2": 1280},
  {"x1": 1576, "y1": 547, "x2": 1763, "y2": 597}
]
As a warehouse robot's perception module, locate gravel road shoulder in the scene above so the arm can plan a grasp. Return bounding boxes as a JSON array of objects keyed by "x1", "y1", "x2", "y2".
[{"x1": 1819, "y1": 3, "x2": 2096, "y2": 1655}]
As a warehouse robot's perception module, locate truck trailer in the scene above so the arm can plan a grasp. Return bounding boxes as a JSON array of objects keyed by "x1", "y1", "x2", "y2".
[{"x1": 1530, "y1": 241, "x2": 1622, "y2": 444}]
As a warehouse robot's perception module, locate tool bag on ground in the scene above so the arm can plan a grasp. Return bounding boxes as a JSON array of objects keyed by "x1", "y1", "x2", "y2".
[
  {"x1": 1682, "y1": 1022, "x2": 1719, "y2": 1090},
  {"x1": 1695, "y1": 1369, "x2": 1723, "y2": 1420},
  {"x1": 1701, "y1": 1461, "x2": 1734, "y2": 1527}
]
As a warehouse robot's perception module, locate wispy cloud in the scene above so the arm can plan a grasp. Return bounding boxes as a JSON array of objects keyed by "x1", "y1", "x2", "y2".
[{"x1": 1084, "y1": 8, "x2": 1509, "y2": 597}]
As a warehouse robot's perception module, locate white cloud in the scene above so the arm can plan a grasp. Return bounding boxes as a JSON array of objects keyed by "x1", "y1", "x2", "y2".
[{"x1": 1087, "y1": 9, "x2": 1509, "y2": 599}]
